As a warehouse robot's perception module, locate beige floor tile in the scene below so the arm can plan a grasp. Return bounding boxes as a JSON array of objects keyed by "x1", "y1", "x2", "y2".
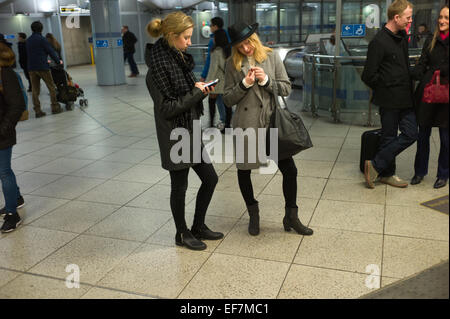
[
  {"x1": 0, "y1": 226, "x2": 77, "y2": 271},
  {"x1": 62, "y1": 134, "x2": 111, "y2": 146},
  {"x1": 30, "y1": 157, "x2": 94, "y2": 175},
  {"x1": 158, "y1": 168, "x2": 225, "y2": 189},
  {"x1": 294, "y1": 227, "x2": 383, "y2": 274},
  {"x1": 288, "y1": 159, "x2": 334, "y2": 178},
  {"x1": 17, "y1": 195, "x2": 69, "y2": 225},
  {"x1": 0, "y1": 274, "x2": 90, "y2": 299},
  {"x1": 336, "y1": 148, "x2": 360, "y2": 163},
  {"x1": 385, "y1": 205, "x2": 449, "y2": 241},
  {"x1": 308, "y1": 126, "x2": 350, "y2": 137},
  {"x1": 329, "y1": 162, "x2": 364, "y2": 180},
  {"x1": 113, "y1": 164, "x2": 169, "y2": 184},
  {"x1": 306, "y1": 136, "x2": 345, "y2": 148},
  {"x1": 12, "y1": 141, "x2": 55, "y2": 155},
  {"x1": 100, "y1": 148, "x2": 156, "y2": 164},
  {"x1": 11, "y1": 154, "x2": 56, "y2": 171},
  {"x1": 0, "y1": 269, "x2": 21, "y2": 288},
  {"x1": 310, "y1": 199, "x2": 384, "y2": 234},
  {"x1": 215, "y1": 220, "x2": 302, "y2": 263},
  {"x1": 179, "y1": 253, "x2": 290, "y2": 299},
  {"x1": 29, "y1": 235, "x2": 141, "y2": 284},
  {"x1": 97, "y1": 244, "x2": 210, "y2": 298},
  {"x1": 81, "y1": 287, "x2": 154, "y2": 299},
  {"x1": 31, "y1": 132, "x2": 79, "y2": 144},
  {"x1": 293, "y1": 147, "x2": 341, "y2": 162},
  {"x1": 263, "y1": 176, "x2": 327, "y2": 199},
  {"x1": 128, "y1": 185, "x2": 197, "y2": 212},
  {"x1": 30, "y1": 144, "x2": 87, "y2": 158},
  {"x1": 386, "y1": 180, "x2": 449, "y2": 207},
  {"x1": 215, "y1": 171, "x2": 274, "y2": 194},
  {"x1": 30, "y1": 201, "x2": 120, "y2": 234},
  {"x1": 322, "y1": 179, "x2": 387, "y2": 205},
  {"x1": 77, "y1": 180, "x2": 152, "y2": 205},
  {"x1": 15, "y1": 172, "x2": 63, "y2": 194},
  {"x1": 186, "y1": 190, "x2": 247, "y2": 219},
  {"x1": 382, "y1": 235, "x2": 449, "y2": 279},
  {"x1": 248, "y1": 194, "x2": 317, "y2": 224},
  {"x1": 65, "y1": 145, "x2": 121, "y2": 160},
  {"x1": 85, "y1": 207, "x2": 171, "y2": 242},
  {"x1": 381, "y1": 276, "x2": 402, "y2": 288},
  {"x1": 342, "y1": 136, "x2": 361, "y2": 149},
  {"x1": 278, "y1": 264, "x2": 374, "y2": 299},
  {"x1": 139, "y1": 153, "x2": 162, "y2": 166},
  {"x1": 31, "y1": 176, "x2": 106, "y2": 200},
  {"x1": 70, "y1": 161, "x2": 135, "y2": 179},
  {"x1": 93, "y1": 135, "x2": 143, "y2": 147}
]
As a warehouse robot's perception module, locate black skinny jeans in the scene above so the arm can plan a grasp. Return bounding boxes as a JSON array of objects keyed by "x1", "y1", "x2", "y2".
[
  {"x1": 169, "y1": 162, "x2": 218, "y2": 233},
  {"x1": 237, "y1": 157, "x2": 298, "y2": 208}
]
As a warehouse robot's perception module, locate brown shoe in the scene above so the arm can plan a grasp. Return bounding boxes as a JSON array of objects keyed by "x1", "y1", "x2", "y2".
[
  {"x1": 364, "y1": 160, "x2": 378, "y2": 189},
  {"x1": 35, "y1": 111, "x2": 46, "y2": 118},
  {"x1": 380, "y1": 176, "x2": 408, "y2": 188},
  {"x1": 128, "y1": 74, "x2": 137, "y2": 78}
]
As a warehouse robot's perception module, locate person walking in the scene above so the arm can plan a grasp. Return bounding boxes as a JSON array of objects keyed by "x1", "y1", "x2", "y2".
[
  {"x1": 145, "y1": 12, "x2": 223, "y2": 251},
  {"x1": 223, "y1": 22, "x2": 313, "y2": 237},
  {"x1": 201, "y1": 17, "x2": 229, "y2": 129},
  {"x1": 362, "y1": 0, "x2": 418, "y2": 189},
  {"x1": 17, "y1": 33, "x2": 31, "y2": 92},
  {"x1": 0, "y1": 42, "x2": 26, "y2": 233},
  {"x1": 411, "y1": 5, "x2": 449, "y2": 189},
  {"x1": 205, "y1": 29, "x2": 232, "y2": 134},
  {"x1": 122, "y1": 25, "x2": 139, "y2": 77},
  {"x1": 26, "y1": 21, "x2": 63, "y2": 117}
]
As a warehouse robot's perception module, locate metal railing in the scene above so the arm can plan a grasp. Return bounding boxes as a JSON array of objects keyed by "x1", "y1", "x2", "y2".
[{"x1": 302, "y1": 53, "x2": 420, "y2": 126}]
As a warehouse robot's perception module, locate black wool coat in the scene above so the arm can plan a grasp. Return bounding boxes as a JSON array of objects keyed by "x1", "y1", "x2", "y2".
[
  {"x1": 362, "y1": 26, "x2": 414, "y2": 109},
  {"x1": 145, "y1": 40, "x2": 208, "y2": 171},
  {"x1": 0, "y1": 67, "x2": 26, "y2": 150},
  {"x1": 411, "y1": 35, "x2": 449, "y2": 128}
]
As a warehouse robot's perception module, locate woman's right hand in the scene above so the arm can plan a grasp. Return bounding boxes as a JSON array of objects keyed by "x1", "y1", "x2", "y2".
[
  {"x1": 244, "y1": 69, "x2": 256, "y2": 86},
  {"x1": 195, "y1": 82, "x2": 215, "y2": 95}
]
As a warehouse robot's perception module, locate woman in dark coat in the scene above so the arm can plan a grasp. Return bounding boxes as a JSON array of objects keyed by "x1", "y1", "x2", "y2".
[
  {"x1": 0, "y1": 42, "x2": 26, "y2": 233},
  {"x1": 145, "y1": 12, "x2": 223, "y2": 251},
  {"x1": 411, "y1": 5, "x2": 449, "y2": 189}
]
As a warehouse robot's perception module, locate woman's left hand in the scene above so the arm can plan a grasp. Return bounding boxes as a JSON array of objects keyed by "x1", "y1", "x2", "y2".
[{"x1": 251, "y1": 67, "x2": 266, "y2": 82}]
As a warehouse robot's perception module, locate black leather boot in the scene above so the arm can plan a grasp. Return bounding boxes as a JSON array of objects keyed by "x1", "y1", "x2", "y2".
[
  {"x1": 191, "y1": 224, "x2": 224, "y2": 240},
  {"x1": 175, "y1": 230, "x2": 207, "y2": 250},
  {"x1": 283, "y1": 207, "x2": 313, "y2": 236},
  {"x1": 411, "y1": 175, "x2": 424, "y2": 185},
  {"x1": 247, "y1": 202, "x2": 260, "y2": 236}
]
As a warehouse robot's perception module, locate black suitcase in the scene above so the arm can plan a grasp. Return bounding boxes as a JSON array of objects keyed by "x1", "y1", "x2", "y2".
[{"x1": 360, "y1": 129, "x2": 382, "y2": 173}]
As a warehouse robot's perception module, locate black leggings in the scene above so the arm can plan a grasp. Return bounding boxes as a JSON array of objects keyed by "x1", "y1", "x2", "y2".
[
  {"x1": 237, "y1": 157, "x2": 298, "y2": 208},
  {"x1": 169, "y1": 162, "x2": 218, "y2": 232}
]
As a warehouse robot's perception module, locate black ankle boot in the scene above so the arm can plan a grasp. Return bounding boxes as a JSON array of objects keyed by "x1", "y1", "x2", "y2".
[
  {"x1": 191, "y1": 224, "x2": 224, "y2": 240},
  {"x1": 247, "y1": 202, "x2": 260, "y2": 236},
  {"x1": 411, "y1": 175, "x2": 424, "y2": 185},
  {"x1": 283, "y1": 207, "x2": 313, "y2": 236},
  {"x1": 175, "y1": 230, "x2": 207, "y2": 250}
]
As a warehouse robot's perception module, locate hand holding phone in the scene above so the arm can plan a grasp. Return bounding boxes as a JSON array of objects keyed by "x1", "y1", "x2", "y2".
[{"x1": 204, "y1": 78, "x2": 220, "y2": 88}]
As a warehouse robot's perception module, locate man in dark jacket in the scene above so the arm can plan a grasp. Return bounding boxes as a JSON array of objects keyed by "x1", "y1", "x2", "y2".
[
  {"x1": 26, "y1": 21, "x2": 63, "y2": 118},
  {"x1": 121, "y1": 25, "x2": 139, "y2": 77},
  {"x1": 361, "y1": 0, "x2": 418, "y2": 189},
  {"x1": 17, "y1": 33, "x2": 31, "y2": 92}
]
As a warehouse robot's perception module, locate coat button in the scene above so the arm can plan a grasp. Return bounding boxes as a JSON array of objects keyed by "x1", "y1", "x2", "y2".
[
  {"x1": 244, "y1": 107, "x2": 248, "y2": 111},
  {"x1": 260, "y1": 105, "x2": 263, "y2": 108}
]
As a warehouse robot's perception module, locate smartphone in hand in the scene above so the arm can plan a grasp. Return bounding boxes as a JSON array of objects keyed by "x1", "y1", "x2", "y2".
[{"x1": 204, "y1": 78, "x2": 220, "y2": 88}]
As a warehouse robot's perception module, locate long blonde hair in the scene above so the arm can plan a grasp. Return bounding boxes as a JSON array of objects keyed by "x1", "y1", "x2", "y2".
[
  {"x1": 147, "y1": 11, "x2": 194, "y2": 48},
  {"x1": 429, "y1": 5, "x2": 449, "y2": 52},
  {"x1": 231, "y1": 33, "x2": 272, "y2": 71}
]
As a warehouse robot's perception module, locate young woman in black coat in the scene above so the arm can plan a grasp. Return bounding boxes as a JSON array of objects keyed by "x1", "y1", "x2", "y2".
[
  {"x1": 0, "y1": 42, "x2": 26, "y2": 233},
  {"x1": 145, "y1": 12, "x2": 223, "y2": 251},
  {"x1": 411, "y1": 5, "x2": 449, "y2": 189}
]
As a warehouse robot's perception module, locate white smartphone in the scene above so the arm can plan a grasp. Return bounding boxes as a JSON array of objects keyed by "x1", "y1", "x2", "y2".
[{"x1": 204, "y1": 78, "x2": 220, "y2": 88}]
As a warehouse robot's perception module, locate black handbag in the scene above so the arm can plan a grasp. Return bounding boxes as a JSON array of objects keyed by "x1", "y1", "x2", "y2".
[{"x1": 267, "y1": 85, "x2": 313, "y2": 160}]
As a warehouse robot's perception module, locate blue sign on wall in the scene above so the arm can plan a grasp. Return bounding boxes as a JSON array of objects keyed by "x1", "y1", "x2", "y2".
[
  {"x1": 95, "y1": 39, "x2": 109, "y2": 48},
  {"x1": 341, "y1": 24, "x2": 366, "y2": 37},
  {"x1": 117, "y1": 39, "x2": 123, "y2": 47},
  {"x1": 5, "y1": 34, "x2": 15, "y2": 39}
]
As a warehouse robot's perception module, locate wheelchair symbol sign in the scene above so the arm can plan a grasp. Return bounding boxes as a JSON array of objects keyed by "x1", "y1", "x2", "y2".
[
  {"x1": 341, "y1": 24, "x2": 366, "y2": 37},
  {"x1": 355, "y1": 24, "x2": 366, "y2": 36}
]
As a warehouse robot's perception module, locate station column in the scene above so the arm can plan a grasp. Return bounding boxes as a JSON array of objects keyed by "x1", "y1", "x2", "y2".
[{"x1": 89, "y1": 0, "x2": 125, "y2": 86}]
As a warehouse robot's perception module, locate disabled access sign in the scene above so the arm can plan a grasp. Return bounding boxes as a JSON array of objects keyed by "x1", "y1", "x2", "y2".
[{"x1": 341, "y1": 24, "x2": 366, "y2": 37}]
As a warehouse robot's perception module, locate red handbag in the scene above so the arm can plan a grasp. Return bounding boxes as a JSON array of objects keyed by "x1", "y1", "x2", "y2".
[{"x1": 421, "y1": 70, "x2": 449, "y2": 104}]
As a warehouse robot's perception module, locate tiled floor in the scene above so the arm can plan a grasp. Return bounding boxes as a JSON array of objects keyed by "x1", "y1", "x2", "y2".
[{"x1": 0, "y1": 65, "x2": 448, "y2": 299}]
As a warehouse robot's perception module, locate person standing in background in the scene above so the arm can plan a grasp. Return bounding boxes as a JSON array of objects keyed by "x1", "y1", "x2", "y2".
[
  {"x1": 17, "y1": 33, "x2": 31, "y2": 92},
  {"x1": 122, "y1": 25, "x2": 139, "y2": 78}
]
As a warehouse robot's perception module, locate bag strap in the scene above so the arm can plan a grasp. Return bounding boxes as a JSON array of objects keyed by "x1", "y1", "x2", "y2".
[{"x1": 272, "y1": 81, "x2": 288, "y2": 109}]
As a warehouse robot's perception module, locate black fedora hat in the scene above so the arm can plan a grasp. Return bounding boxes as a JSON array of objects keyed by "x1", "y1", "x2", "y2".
[{"x1": 228, "y1": 21, "x2": 259, "y2": 46}]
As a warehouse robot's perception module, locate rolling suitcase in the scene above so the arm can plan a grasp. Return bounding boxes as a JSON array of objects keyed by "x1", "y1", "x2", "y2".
[{"x1": 360, "y1": 129, "x2": 382, "y2": 173}]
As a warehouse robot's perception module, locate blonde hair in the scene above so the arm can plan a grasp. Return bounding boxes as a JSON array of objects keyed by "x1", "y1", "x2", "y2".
[
  {"x1": 231, "y1": 33, "x2": 273, "y2": 71},
  {"x1": 147, "y1": 11, "x2": 194, "y2": 47},
  {"x1": 0, "y1": 42, "x2": 15, "y2": 67},
  {"x1": 387, "y1": 0, "x2": 413, "y2": 21},
  {"x1": 429, "y1": 5, "x2": 449, "y2": 52}
]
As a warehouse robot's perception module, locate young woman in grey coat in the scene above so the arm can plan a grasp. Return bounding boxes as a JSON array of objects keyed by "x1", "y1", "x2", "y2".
[
  {"x1": 223, "y1": 22, "x2": 313, "y2": 237},
  {"x1": 146, "y1": 12, "x2": 223, "y2": 251}
]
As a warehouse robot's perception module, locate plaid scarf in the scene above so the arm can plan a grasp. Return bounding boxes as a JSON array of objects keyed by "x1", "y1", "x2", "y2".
[{"x1": 148, "y1": 38, "x2": 200, "y2": 131}]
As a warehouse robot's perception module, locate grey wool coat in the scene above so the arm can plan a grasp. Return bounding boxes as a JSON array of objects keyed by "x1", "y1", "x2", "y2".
[
  {"x1": 205, "y1": 48, "x2": 226, "y2": 94},
  {"x1": 223, "y1": 50, "x2": 291, "y2": 170}
]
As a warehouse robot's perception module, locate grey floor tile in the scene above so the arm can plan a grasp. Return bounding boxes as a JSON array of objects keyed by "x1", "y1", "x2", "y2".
[{"x1": 31, "y1": 176, "x2": 106, "y2": 200}]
